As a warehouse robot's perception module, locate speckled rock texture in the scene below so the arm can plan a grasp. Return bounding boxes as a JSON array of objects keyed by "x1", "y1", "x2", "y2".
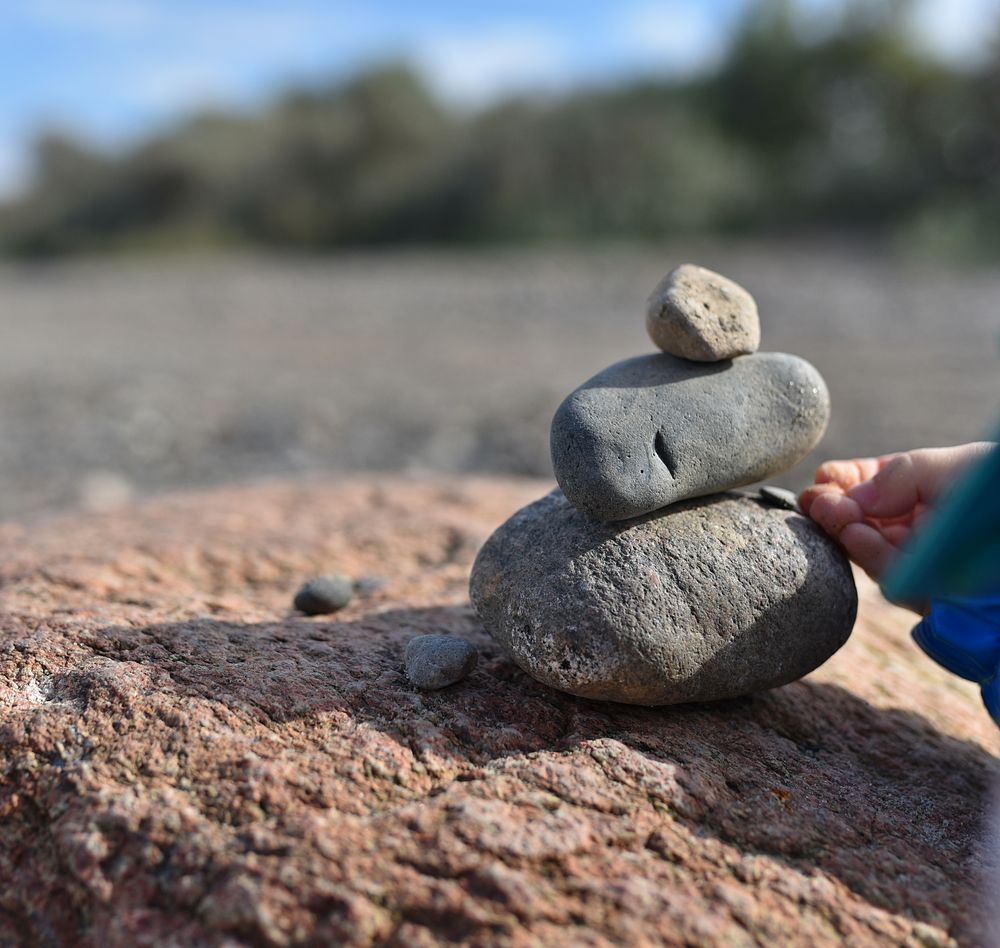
[
  {"x1": 550, "y1": 352, "x2": 830, "y2": 522},
  {"x1": 0, "y1": 477, "x2": 997, "y2": 947},
  {"x1": 646, "y1": 263, "x2": 761, "y2": 362},
  {"x1": 470, "y1": 490, "x2": 857, "y2": 705}
]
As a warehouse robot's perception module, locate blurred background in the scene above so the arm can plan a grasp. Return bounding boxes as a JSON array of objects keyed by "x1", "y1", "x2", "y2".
[{"x1": 0, "y1": 0, "x2": 998, "y2": 517}]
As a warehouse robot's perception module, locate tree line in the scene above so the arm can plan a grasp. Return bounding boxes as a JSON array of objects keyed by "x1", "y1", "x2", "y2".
[{"x1": 4, "y1": 0, "x2": 1000, "y2": 258}]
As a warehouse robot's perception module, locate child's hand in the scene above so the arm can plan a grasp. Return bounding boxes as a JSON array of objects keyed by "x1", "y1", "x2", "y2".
[{"x1": 799, "y1": 443, "x2": 994, "y2": 586}]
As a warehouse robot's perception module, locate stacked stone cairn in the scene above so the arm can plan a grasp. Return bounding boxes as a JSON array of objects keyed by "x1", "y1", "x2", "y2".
[{"x1": 470, "y1": 264, "x2": 858, "y2": 706}]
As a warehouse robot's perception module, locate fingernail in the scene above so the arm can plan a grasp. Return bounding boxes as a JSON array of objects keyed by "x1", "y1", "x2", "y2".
[{"x1": 848, "y1": 480, "x2": 878, "y2": 510}]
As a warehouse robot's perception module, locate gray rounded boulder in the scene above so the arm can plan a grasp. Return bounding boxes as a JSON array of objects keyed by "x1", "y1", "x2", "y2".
[
  {"x1": 470, "y1": 490, "x2": 857, "y2": 706},
  {"x1": 550, "y1": 351, "x2": 830, "y2": 522}
]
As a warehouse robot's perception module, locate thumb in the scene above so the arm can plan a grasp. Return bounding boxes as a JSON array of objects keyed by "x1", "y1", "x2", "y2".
[{"x1": 847, "y1": 443, "x2": 993, "y2": 519}]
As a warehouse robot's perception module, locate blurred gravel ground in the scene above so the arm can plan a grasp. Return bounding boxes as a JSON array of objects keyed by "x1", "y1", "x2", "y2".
[{"x1": 0, "y1": 240, "x2": 997, "y2": 519}]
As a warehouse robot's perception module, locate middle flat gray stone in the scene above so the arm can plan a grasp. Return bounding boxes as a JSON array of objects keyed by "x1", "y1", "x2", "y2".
[{"x1": 550, "y1": 352, "x2": 829, "y2": 522}]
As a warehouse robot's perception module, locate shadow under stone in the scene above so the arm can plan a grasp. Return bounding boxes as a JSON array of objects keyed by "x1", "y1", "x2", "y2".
[{"x1": 73, "y1": 601, "x2": 1000, "y2": 942}]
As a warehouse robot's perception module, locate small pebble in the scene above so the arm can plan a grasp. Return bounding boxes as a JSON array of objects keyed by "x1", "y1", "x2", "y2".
[
  {"x1": 646, "y1": 263, "x2": 760, "y2": 362},
  {"x1": 404, "y1": 634, "x2": 478, "y2": 690},
  {"x1": 758, "y1": 485, "x2": 801, "y2": 512},
  {"x1": 354, "y1": 575, "x2": 389, "y2": 596},
  {"x1": 293, "y1": 575, "x2": 353, "y2": 615}
]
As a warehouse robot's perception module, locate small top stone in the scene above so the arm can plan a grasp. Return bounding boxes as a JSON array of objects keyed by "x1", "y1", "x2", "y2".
[
  {"x1": 646, "y1": 263, "x2": 760, "y2": 362},
  {"x1": 293, "y1": 574, "x2": 354, "y2": 615}
]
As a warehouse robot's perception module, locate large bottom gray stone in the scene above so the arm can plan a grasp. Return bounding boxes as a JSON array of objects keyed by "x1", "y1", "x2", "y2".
[{"x1": 470, "y1": 490, "x2": 857, "y2": 706}]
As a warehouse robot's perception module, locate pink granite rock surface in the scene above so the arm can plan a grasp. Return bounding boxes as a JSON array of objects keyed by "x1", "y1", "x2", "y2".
[{"x1": 0, "y1": 477, "x2": 997, "y2": 946}]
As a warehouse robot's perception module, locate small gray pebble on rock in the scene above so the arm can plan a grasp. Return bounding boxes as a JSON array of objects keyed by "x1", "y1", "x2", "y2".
[
  {"x1": 353, "y1": 575, "x2": 389, "y2": 596},
  {"x1": 405, "y1": 634, "x2": 478, "y2": 689},
  {"x1": 758, "y1": 485, "x2": 801, "y2": 512},
  {"x1": 470, "y1": 490, "x2": 856, "y2": 706},
  {"x1": 293, "y1": 575, "x2": 354, "y2": 615},
  {"x1": 550, "y1": 351, "x2": 829, "y2": 522},
  {"x1": 646, "y1": 263, "x2": 760, "y2": 362}
]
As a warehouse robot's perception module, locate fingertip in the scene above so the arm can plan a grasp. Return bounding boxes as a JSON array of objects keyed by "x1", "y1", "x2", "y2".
[
  {"x1": 815, "y1": 458, "x2": 880, "y2": 491},
  {"x1": 814, "y1": 462, "x2": 839, "y2": 485},
  {"x1": 807, "y1": 490, "x2": 865, "y2": 536},
  {"x1": 840, "y1": 522, "x2": 898, "y2": 581},
  {"x1": 846, "y1": 479, "x2": 878, "y2": 510},
  {"x1": 848, "y1": 454, "x2": 918, "y2": 518},
  {"x1": 799, "y1": 482, "x2": 842, "y2": 516},
  {"x1": 814, "y1": 460, "x2": 856, "y2": 490}
]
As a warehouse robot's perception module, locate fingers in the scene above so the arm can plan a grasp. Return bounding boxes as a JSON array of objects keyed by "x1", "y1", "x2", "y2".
[
  {"x1": 847, "y1": 443, "x2": 994, "y2": 519},
  {"x1": 838, "y1": 522, "x2": 899, "y2": 581},
  {"x1": 799, "y1": 482, "x2": 843, "y2": 517},
  {"x1": 814, "y1": 457, "x2": 881, "y2": 491},
  {"x1": 805, "y1": 489, "x2": 865, "y2": 535},
  {"x1": 800, "y1": 442, "x2": 995, "y2": 583},
  {"x1": 805, "y1": 491, "x2": 899, "y2": 580}
]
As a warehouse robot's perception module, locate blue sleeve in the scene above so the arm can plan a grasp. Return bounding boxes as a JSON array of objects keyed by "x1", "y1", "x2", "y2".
[{"x1": 911, "y1": 595, "x2": 1000, "y2": 726}]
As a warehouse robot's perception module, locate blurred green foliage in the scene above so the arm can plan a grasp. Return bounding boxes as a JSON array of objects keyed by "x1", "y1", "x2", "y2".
[{"x1": 5, "y1": 0, "x2": 1000, "y2": 258}]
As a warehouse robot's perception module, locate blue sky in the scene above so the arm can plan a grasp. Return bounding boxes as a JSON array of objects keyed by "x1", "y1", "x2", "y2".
[{"x1": 0, "y1": 0, "x2": 997, "y2": 197}]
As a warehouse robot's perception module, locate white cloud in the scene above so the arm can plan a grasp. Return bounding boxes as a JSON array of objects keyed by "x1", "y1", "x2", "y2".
[
  {"x1": 13, "y1": 0, "x2": 343, "y2": 54},
  {"x1": 129, "y1": 62, "x2": 237, "y2": 111},
  {"x1": 909, "y1": 0, "x2": 1000, "y2": 65},
  {"x1": 15, "y1": 0, "x2": 158, "y2": 34},
  {"x1": 99, "y1": 5, "x2": 347, "y2": 113},
  {"x1": 619, "y1": 0, "x2": 1000, "y2": 71},
  {"x1": 413, "y1": 26, "x2": 570, "y2": 104},
  {"x1": 185, "y1": 6, "x2": 336, "y2": 56},
  {"x1": 618, "y1": 2, "x2": 731, "y2": 75}
]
